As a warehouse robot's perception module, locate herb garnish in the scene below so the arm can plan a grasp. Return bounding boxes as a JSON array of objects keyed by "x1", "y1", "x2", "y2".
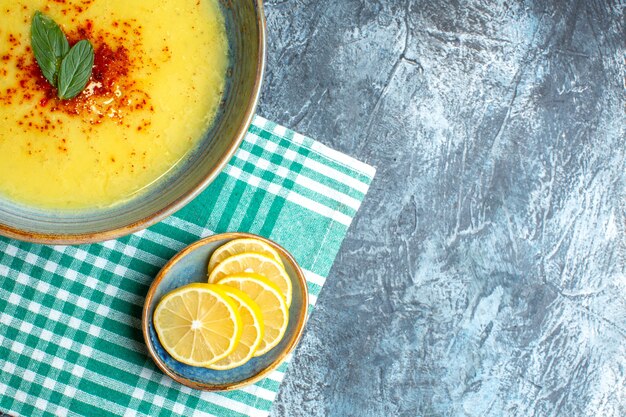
[{"x1": 31, "y1": 11, "x2": 94, "y2": 100}]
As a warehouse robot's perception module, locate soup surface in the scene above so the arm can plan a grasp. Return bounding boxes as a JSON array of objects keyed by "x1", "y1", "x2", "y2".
[{"x1": 0, "y1": 0, "x2": 228, "y2": 210}]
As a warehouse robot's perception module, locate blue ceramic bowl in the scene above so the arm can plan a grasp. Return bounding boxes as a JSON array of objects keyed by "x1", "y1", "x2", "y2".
[
  {"x1": 142, "y1": 232, "x2": 308, "y2": 391},
  {"x1": 0, "y1": 2, "x2": 265, "y2": 245}
]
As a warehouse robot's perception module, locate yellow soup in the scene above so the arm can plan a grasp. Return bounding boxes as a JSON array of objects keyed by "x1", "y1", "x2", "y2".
[{"x1": 0, "y1": 0, "x2": 228, "y2": 210}]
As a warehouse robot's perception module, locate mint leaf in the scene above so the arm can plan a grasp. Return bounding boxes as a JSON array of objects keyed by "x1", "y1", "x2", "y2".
[
  {"x1": 57, "y1": 40, "x2": 94, "y2": 100},
  {"x1": 30, "y1": 11, "x2": 95, "y2": 100},
  {"x1": 31, "y1": 11, "x2": 69, "y2": 86}
]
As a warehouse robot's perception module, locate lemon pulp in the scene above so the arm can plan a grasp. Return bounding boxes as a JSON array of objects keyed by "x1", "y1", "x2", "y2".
[
  {"x1": 208, "y1": 238, "x2": 285, "y2": 272},
  {"x1": 209, "y1": 252, "x2": 293, "y2": 307},
  {"x1": 153, "y1": 283, "x2": 242, "y2": 367},
  {"x1": 217, "y1": 274, "x2": 289, "y2": 357},
  {"x1": 208, "y1": 286, "x2": 265, "y2": 370}
]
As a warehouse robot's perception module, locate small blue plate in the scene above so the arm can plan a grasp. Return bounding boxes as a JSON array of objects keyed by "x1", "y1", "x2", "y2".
[{"x1": 142, "y1": 232, "x2": 309, "y2": 391}]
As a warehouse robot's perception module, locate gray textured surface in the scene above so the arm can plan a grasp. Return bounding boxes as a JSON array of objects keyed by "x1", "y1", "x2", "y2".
[{"x1": 258, "y1": 1, "x2": 626, "y2": 416}]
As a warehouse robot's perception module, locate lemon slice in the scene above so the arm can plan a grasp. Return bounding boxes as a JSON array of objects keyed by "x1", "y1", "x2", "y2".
[
  {"x1": 209, "y1": 253, "x2": 292, "y2": 307},
  {"x1": 217, "y1": 274, "x2": 289, "y2": 356},
  {"x1": 208, "y1": 238, "x2": 284, "y2": 272},
  {"x1": 207, "y1": 286, "x2": 264, "y2": 370},
  {"x1": 153, "y1": 283, "x2": 242, "y2": 367}
]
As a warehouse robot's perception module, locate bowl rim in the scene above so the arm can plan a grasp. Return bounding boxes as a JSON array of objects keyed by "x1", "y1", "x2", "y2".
[
  {"x1": 141, "y1": 232, "x2": 310, "y2": 391},
  {"x1": 0, "y1": 0, "x2": 267, "y2": 245}
]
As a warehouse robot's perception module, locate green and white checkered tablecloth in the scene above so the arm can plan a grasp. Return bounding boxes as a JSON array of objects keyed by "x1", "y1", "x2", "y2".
[{"x1": 0, "y1": 116, "x2": 375, "y2": 417}]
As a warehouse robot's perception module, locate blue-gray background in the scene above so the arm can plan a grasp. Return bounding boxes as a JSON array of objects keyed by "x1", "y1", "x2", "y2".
[{"x1": 258, "y1": 1, "x2": 625, "y2": 416}]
